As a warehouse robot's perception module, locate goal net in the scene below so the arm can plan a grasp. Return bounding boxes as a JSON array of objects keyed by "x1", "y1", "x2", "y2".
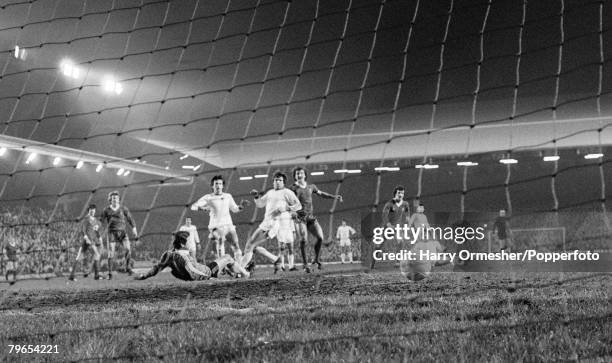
[{"x1": 0, "y1": 0, "x2": 610, "y2": 277}]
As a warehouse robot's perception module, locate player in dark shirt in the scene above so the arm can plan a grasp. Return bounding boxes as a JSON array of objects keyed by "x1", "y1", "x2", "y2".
[
  {"x1": 290, "y1": 167, "x2": 343, "y2": 272},
  {"x1": 69, "y1": 204, "x2": 103, "y2": 281},
  {"x1": 100, "y1": 191, "x2": 138, "y2": 278},
  {"x1": 493, "y1": 209, "x2": 513, "y2": 251},
  {"x1": 136, "y1": 231, "x2": 249, "y2": 281},
  {"x1": 381, "y1": 186, "x2": 411, "y2": 228},
  {"x1": 372, "y1": 186, "x2": 411, "y2": 269},
  {"x1": 3, "y1": 236, "x2": 18, "y2": 282}
]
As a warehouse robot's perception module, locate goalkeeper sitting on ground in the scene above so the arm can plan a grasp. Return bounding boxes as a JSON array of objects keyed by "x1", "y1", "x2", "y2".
[{"x1": 135, "y1": 231, "x2": 249, "y2": 281}]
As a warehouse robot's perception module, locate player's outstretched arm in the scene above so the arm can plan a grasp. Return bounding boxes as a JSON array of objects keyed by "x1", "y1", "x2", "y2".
[
  {"x1": 135, "y1": 251, "x2": 169, "y2": 280},
  {"x1": 316, "y1": 189, "x2": 343, "y2": 202},
  {"x1": 190, "y1": 195, "x2": 210, "y2": 211},
  {"x1": 252, "y1": 189, "x2": 268, "y2": 208}
]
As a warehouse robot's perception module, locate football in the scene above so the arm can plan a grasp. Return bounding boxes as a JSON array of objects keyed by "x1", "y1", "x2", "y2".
[{"x1": 400, "y1": 260, "x2": 431, "y2": 281}]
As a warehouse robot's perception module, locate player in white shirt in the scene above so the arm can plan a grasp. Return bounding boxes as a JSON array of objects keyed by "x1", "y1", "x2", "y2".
[
  {"x1": 336, "y1": 220, "x2": 356, "y2": 263},
  {"x1": 241, "y1": 172, "x2": 302, "y2": 274},
  {"x1": 190, "y1": 175, "x2": 248, "y2": 261},
  {"x1": 178, "y1": 217, "x2": 200, "y2": 259}
]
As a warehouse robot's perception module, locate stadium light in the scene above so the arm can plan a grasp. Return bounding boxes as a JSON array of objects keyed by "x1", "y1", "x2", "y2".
[
  {"x1": 60, "y1": 59, "x2": 80, "y2": 79},
  {"x1": 543, "y1": 155, "x2": 560, "y2": 162},
  {"x1": 584, "y1": 153, "x2": 603, "y2": 159},
  {"x1": 310, "y1": 171, "x2": 325, "y2": 176},
  {"x1": 181, "y1": 165, "x2": 201, "y2": 170},
  {"x1": 103, "y1": 76, "x2": 123, "y2": 95},
  {"x1": 123, "y1": 170, "x2": 131, "y2": 176},
  {"x1": 14, "y1": 45, "x2": 26, "y2": 60},
  {"x1": 347, "y1": 169, "x2": 361, "y2": 173},
  {"x1": 0, "y1": 147, "x2": 6, "y2": 156},
  {"x1": 25, "y1": 152, "x2": 37, "y2": 164},
  {"x1": 52, "y1": 157, "x2": 61, "y2": 166},
  {"x1": 374, "y1": 166, "x2": 400, "y2": 172},
  {"x1": 96, "y1": 164, "x2": 103, "y2": 173},
  {"x1": 179, "y1": 154, "x2": 188, "y2": 160},
  {"x1": 415, "y1": 164, "x2": 439, "y2": 169},
  {"x1": 117, "y1": 168, "x2": 125, "y2": 176},
  {"x1": 239, "y1": 176, "x2": 253, "y2": 181},
  {"x1": 333, "y1": 169, "x2": 349, "y2": 173},
  {"x1": 254, "y1": 174, "x2": 268, "y2": 178},
  {"x1": 457, "y1": 161, "x2": 478, "y2": 166},
  {"x1": 499, "y1": 158, "x2": 518, "y2": 164},
  {"x1": 76, "y1": 160, "x2": 84, "y2": 169}
]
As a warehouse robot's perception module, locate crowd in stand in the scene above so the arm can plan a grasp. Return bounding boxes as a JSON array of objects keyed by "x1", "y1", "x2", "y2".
[{"x1": 1, "y1": 207, "x2": 77, "y2": 276}]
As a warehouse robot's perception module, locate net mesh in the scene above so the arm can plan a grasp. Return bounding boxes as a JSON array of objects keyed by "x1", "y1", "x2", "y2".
[{"x1": 0, "y1": 0, "x2": 610, "y2": 276}]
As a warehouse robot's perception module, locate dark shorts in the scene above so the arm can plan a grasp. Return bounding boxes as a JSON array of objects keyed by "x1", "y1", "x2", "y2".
[
  {"x1": 81, "y1": 242, "x2": 101, "y2": 253},
  {"x1": 206, "y1": 261, "x2": 219, "y2": 278},
  {"x1": 109, "y1": 230, "x2": 128, "y2": 243},
  {"x1": 295, "y1": 212, "x2": 317, "y2": 226}
]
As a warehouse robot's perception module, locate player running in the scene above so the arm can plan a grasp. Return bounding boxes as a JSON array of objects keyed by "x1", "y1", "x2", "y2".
[
  {"x1": 241, "y1": 172, "x2": 302, "y2": 274},
  {"x1": 190, "y1": 175, "x2": 248, "y2": 261},
  {"x1": 336, "y1": 219, "x2": 356, "y2": 264},
  {"x1": 69, "y1": 204, "x2": 103, "y2": 281},
  {"x1": 135, "y1": 231, "x2": 249, "y2": 281},
  {"x1": 178, "y1": 217, "x2": 200, "y2": 259},
  {"x1": 291, "y1": 167, "x2": 342, "y2": 272},
  {"x1": 101, "y1": 191, "x2": 139, "y2": 277}
]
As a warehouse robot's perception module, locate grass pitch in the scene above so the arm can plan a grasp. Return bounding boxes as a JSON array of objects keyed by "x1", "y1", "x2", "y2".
[{"x1": 1, "y1": 265, "x2": 611, "y2": 362}]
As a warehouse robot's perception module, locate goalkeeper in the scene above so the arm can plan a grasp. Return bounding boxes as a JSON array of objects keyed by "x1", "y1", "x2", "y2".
[{"x1": 135, "y1": 231, "x2": 249, "y2": 281}]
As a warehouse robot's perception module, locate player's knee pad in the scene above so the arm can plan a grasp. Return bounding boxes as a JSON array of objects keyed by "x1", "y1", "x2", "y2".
[
  {"x1": 279, "y1": 244, "x2": 286, "y2": 253},
  {"x1": 287, "y1": 245, "x2": 293, "y2": 254}
]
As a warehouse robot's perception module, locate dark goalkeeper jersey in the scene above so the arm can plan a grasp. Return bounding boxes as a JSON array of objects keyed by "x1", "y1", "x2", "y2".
[{"x1": 142, "y1": 249, "x2": 212, "y2": 281}]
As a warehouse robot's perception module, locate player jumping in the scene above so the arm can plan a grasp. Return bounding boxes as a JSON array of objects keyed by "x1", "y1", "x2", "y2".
[
  {"x1": 190, "y1": 175, "x2": 248, "y2": 261},
  {"x1": 291, "y1": 167, "x2": 342, "y2": 272},
  {"x1": 135, "y1": 231, "x2": 249, "y2": 281},
  {"x1": 101, "y1": 191, "x2": 138, "y2": 278},
  {"x1": 241, "y1": 171, "x2": 302, "y2": 274},
  {"x1": 69, "y1": 204, "x2": 103, "y2": 281}
]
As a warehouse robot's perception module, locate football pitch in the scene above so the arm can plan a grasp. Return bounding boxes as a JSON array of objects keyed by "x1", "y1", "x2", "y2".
[{"x1": 1, "y1": 265, "x2": 610, "y2": 362}]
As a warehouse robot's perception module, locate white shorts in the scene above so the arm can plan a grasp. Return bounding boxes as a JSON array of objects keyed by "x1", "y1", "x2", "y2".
[
  {"x1": 339, "y1": 240, "x2": 351, "y2": 247},
  {"x1": 186, "y1": 241, "x2": 197, "y2": 254},
  {"x1": 259, "y1": 217, "x2": 294, "y2": 244},
  {"x1": 209, "y1": 225, "x2": 236, "y2": 240}
]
